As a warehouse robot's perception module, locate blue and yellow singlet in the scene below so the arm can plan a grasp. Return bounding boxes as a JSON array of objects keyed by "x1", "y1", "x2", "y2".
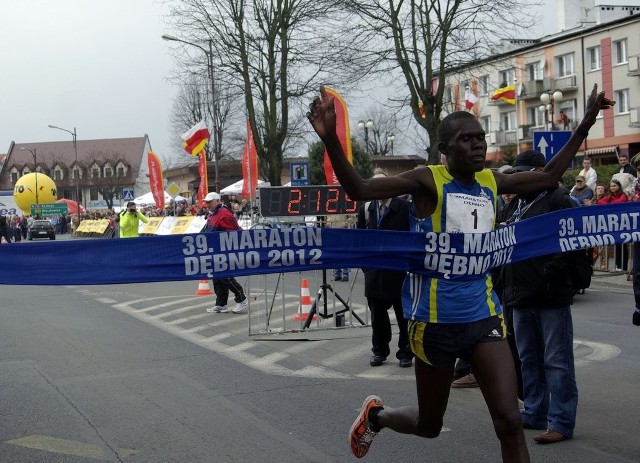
[{"x1": 402, "y1": 165, "x2": 502, "y2": 323}]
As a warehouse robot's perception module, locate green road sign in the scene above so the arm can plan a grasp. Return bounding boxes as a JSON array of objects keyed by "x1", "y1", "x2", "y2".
[{"x1": 30, "y1": 203, "x2": 68, "y2": 217}]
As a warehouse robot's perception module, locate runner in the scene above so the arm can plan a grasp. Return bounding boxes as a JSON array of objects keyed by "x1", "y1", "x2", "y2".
[{"x1": 307, "y1": 84, "x2": 613, "y2": 461}]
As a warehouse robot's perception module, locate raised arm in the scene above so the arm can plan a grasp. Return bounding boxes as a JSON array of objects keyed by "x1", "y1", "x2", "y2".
[
  {"x1": 495, "y1": 84, "x2": 614, "y2": 195},
  {"x1": 307, "y1": 86, "x2": 430, "y2": 201}
]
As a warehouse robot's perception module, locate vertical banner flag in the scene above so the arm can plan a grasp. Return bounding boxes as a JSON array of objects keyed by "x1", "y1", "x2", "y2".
[
  {"x1": 147, "y1": 151, "x2": 165, "y2": 209},
  {"x1": 465, "y1": 88, "x2": 479, "y2": 110},
  {"x1": 241, "y1": 119, "x2": 259, "y2": 198},
  {"x1": 197, "y1": 151, "x2": 208, "y2": 204},
  {"x1": 490, "y1": 85, "x2": 516, "y2": 105},
  {"x1": 181, "y1": 120, "x2": 210, "y2": 157},
  {"x1": 322, "y1": 87, "x2": 353, "y2": 185}
]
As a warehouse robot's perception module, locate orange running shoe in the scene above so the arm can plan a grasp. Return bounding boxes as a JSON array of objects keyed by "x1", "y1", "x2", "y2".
[{"x1": 349, "y1": 395, "x2": 384, "y2": 458}]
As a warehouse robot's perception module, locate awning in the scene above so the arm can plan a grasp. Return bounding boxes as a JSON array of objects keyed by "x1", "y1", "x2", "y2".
[{"x1": 585, "y1": 145, "x2": 618, "y2": 156}]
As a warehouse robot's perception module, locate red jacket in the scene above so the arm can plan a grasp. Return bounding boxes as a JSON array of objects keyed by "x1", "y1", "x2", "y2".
[
  {"x1": 206, "y1": 205, "x2": 242, "y2": 231},
  {"x1": 597, "y1": 192, "x2": 629, "y2": 205}
]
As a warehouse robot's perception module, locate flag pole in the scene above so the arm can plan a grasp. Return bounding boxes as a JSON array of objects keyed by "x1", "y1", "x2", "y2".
[{"x1": 514, "y1": 77, "x2": 520, "y2": 155}]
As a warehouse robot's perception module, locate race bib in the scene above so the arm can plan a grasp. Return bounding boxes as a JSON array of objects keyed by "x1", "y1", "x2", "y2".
[{"x1": 445, "y1": 193, "x2": 494, "y2": 233}]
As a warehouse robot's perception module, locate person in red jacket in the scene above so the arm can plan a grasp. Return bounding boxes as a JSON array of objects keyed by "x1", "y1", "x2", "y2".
[
  {"x1": 203, "y1": 192, "x2": 248, "y2": 314},
  {"x1": 597, "y1": 179, "x2": 629, "y2": 271},
  {"x1": 596, "y1": 179, "x2": 628, "y2": 204}
]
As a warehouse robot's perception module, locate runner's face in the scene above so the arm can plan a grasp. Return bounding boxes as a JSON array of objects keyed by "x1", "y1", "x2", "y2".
[{"x1": 445, "y1": 119, "x2": 487, "y2": 173}]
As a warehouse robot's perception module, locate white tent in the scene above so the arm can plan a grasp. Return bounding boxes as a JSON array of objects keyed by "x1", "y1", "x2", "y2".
[
  {"x1": 133, "y1": 191, "x2": 187, "y2": 206},
  {"x1": 220, "y1": 179, "x2": 267, "y2": 195}
]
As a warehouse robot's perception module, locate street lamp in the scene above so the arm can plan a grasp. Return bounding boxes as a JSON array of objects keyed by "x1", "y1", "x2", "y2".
[
  {"x1": 387, "y1": 134, "x2": 395, "y2": 156},
  {"x1": 539, "y1": 90, "x2": 563, "y2": 130},
  {"x1": 48, "y1": 124, "x2": 80, "y2": 218},
  {"x1": 162, "y1": 34, "x2": 220, "y2": 193},
  {"x1": 20, "y1": 147, "x2": 39, "y2": 211},
  {"x1": 357, "y1": 119, "x2": 374, "y2": 154}
]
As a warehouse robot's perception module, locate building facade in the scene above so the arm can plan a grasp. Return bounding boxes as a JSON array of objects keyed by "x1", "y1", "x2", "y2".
[
  {"x1": 440, "y1": 13, "x2": 639, "y2": 166},
  {"x1": 0, "y1": 137, "x2": 152, "y2": 211}
]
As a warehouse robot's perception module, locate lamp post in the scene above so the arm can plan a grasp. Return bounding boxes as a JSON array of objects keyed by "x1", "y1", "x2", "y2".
[
  {"x1": 48, "y1": 124, "x2": 80, "y2": 218},
  {"x1": 539, "y1": 90, "x2": 563, "y2": 130},
  {"x1": 162, "y1": 34, "x2": 220, "y2": 193},
  {"x1": 19, "y1": 147, "x2": 39, "y2": 212},
  {"x1": 387, "y1": 134, "x2": 395, "y2": 156},
  {"x1": 357, "y1": 119, "x2": 374, "y2": 154}
]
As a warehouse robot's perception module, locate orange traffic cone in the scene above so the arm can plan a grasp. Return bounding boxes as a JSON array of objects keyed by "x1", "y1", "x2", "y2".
[
  {"x1": 294, "y1": 278, "x2": 316, "y2": 321},
  {"x1": 195, "y1": 279, "x2": 213, "y2": 296}
]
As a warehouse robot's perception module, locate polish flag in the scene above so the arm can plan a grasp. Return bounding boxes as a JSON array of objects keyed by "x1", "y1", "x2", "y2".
[{"x1": 465, "y1": 89, "x2": 479, "y2": 110}]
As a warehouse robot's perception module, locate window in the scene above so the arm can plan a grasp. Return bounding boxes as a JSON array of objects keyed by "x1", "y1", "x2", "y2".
[
  {"x1": 90, "y1": 189, "x2": 99, "y2": 201},
  {"x1": 525, "y1": 62, "x2": 543, "y2": 81},
  {"x1": 527, "y1": 106, "x2": 545, "y2": 127},
  {"x1": 92, "y1": 167, "x2": 100, "y2": 178},
  {"x1": 501, "y1": 112, "x2": 516, "y2": 131},
  {"x1": 498, "y1": 68, "x2": 515, "y2": 87},
  {"x1": 558, "y1": 101, "x2": 577, "y2": 124},
  {"x1": 54, "y1": 170, "x2": 62, "y2": 181},
  {"x1": 11, "y1": 172, "x2": 18, "y2": 183},
  {"x1": 613, "y1": 39, "x2": 628, "y2": 64},
  {"x1": 117, "y1": 167, "x2": 125, "y2": 177},
  {"x1": 480, "y1": 115, "x2": 491, "y2": 133},
  {"x1": 614, "y1": 89, "x2": 629, "y2": 114},
  {"x1": 555, "y1": 53, "x2": 575, "y2": 77},
  {"x1": 479, "y1": 75, "x2": 489, "y2": 95},
  {"x1": 587, "y1": 46, "x2": 601, "y2": 70},
  {"x1": 443, "y1": 85, "x2": 452, "y2": 103},
  {"x1": 104, "y1": 168, "x2": 112, "y2": 178}
]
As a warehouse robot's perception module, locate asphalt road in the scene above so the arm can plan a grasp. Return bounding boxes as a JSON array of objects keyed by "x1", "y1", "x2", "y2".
[{"x1": 1, "y1": 236, "x2": 638, "y2": 462}]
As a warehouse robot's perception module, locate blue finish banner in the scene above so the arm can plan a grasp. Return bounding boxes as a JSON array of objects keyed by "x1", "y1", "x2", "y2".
[{"x1": 2, "y1": 203, "x2": 639, "y2": 286}]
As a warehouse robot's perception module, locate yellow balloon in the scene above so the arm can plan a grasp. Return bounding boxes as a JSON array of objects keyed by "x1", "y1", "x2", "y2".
[{"x1": 13, "y1": 173, "x2": 58, "y2": 214}]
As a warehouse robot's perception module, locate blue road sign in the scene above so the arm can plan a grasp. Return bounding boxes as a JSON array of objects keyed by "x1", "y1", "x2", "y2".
[
  {"x1": 533, "y1": 131, "x2": 572, "y2": 163},
  {"x1": 290, "y1": 162, "x2": 310, "y2": 186},
  {"x1": 122, "y1": 188, "x2": 135, "y2": 201}
]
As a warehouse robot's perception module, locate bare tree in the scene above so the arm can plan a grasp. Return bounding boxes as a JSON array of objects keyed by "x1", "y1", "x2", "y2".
[
  {"x1": 344, "y1": 0, "x2": 538, "y2": 165},
  {"x1": 164, "y1": 0, "x2": 368, "y2": 185}
]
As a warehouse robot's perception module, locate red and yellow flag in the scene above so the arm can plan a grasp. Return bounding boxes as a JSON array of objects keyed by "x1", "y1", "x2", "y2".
[
  {"x1": 181, "y1": 120, "x2": 210, "y2": 157},
  {"x1": 322, "y1": 87, "x2": 353, "y2": 185},
  {"x1": 241, "y1": 120, "x2": 259, "y2": 198},
  {"x1": 491, "y1": 85, "x2": 516, "y2": 105},
  {"x1": 147, "y1": 151, "x2": 165, "y2": 209}
]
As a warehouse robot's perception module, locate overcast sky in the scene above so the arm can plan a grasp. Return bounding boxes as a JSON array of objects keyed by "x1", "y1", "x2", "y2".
[
  {"x1": 0, "y1": 0, "x2": 177, "y2": 161},
  {"x1": 1, "y1": 0, "x2": 555, "y2": 163}
]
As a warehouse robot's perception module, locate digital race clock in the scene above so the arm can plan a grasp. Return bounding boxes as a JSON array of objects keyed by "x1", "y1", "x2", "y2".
[{"x1": 258, "y1": 186, "x2": 363, "y2": 217}]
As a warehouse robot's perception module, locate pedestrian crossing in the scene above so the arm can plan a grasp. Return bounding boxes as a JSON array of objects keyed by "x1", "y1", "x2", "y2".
[{"x1": 79, "y1": 286, "x2": 621, "y2": 381}]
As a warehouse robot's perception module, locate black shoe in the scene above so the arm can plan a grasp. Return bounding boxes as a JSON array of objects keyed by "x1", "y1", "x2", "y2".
[
  {"x1": 334, "y1": 275, "x2": 342, "y2": 281},
  {"x1": 633, "y1": 309, "x2": 640, "y2": 326},
  {"x1": 399, "y1": 358, "x2": 413, "y2": 368},
  {"x1": 369, "y1": 355, "x2": 387, "y2": 367}
]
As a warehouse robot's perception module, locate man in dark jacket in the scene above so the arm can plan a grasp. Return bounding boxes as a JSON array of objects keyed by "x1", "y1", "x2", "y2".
[
  {"x1": 498, "y1": 150, "x2": 578, "y2": 445},
  {"x1": 356, "y1": 169, "x2": 412, "y2": 368}
]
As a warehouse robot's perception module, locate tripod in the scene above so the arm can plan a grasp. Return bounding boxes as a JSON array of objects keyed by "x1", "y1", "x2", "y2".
[{"x1": 303, "y1": 269, "x2": 366, "y2": 329}]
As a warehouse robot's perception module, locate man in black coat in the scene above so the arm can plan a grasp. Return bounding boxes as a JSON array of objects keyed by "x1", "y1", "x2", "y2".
[
  {"x1": 498, "y1": 150, "x2": 579, "y2": 445},
  {"x1": 356, "y1": 169, "x2": 412, "y2": 368}
]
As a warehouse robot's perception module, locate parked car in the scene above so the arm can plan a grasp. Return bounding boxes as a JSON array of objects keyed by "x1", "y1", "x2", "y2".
[{"x1": 28, "y1": 219, "x2": 56, "y2": 240}]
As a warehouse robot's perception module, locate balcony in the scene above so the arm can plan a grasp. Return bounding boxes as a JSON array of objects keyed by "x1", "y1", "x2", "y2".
[
  {"x1": 630, "y1": 107, "x2": 640, "y2": 128},
  {"x1": 520, "y1": 79, "x2": 552, "y2": 100},
  {"x1": 553, "y1": 75, "x2": 578, "y2": 92},
  {"x1": 628, "y1": 55, "x2": 640, "y2": 77}
]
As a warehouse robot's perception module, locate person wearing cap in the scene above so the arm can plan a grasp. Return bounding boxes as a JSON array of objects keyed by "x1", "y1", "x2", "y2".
[
  {"x1": 118, "y1": 201, "x2": 149, "y2": 238},
  {"x1": 202, "y1": 191, "x2": 248, "y2": 314},
  {"x1": 308, "y1": 83, "x2": 613, "y2": 460},
  {"x1": 578, "y1": 157, "x2": 597, "y2": 191},
  {"x1": 569, "y1": 175, "x2": 594, "y2": 206},
  {"x1": 498, "y1": 150, "x2": 579, "y2": 445}
]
